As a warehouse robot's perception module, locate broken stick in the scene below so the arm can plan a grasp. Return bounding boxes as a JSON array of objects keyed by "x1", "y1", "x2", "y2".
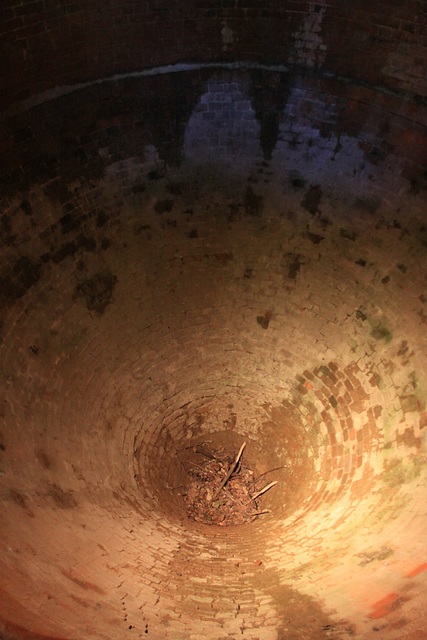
[
  {"x1": 213, "y1": 441, "x2": 246, "y2": 499},
  {"x1": 250, "y1": 480, "x2": 277, "y2": 501},
  {"x1": 254, "y1": 466, "x2": 285, "y2": 482}
]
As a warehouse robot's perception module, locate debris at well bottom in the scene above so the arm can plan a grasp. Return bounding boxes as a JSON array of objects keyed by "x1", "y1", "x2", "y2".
[{"x1": 182, "y1": 442, "x2": 277, "y2": 526}]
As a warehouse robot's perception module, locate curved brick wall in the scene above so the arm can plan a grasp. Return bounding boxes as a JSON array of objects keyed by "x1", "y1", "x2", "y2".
[
  {"x1": 2, "y1": 0, "x2": 427, "y2": 109},
  {"x1": 1, "y1": 3, "x2": 427, "y2": 640}
]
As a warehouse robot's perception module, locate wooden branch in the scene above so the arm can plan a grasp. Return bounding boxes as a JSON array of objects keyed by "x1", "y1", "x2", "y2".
[
  {"x1": 250, "y1": 509, "x2": 271, "y2": 522},
  {"x1": 254, "y1": 466, "x2": 285, "y2": 482},
  {"x1": 213, "y1": 441, "x2": 246, "y2": 499},
  {"x1": 222, "y1": 487, "x2": 237, "y2": 502},
  {"x1": 250, "y1": 481, "x2": 277, "y2": 501}
]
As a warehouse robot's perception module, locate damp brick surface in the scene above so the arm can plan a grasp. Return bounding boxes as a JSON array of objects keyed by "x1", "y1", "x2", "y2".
[{"x1": 1, "y1": 3, "x2": 427, "y2": 640}]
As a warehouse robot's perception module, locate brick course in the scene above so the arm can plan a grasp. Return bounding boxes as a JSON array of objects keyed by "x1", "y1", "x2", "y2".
[{"x1": 0, "y1": 3, "x2": 426, "y2": 640}]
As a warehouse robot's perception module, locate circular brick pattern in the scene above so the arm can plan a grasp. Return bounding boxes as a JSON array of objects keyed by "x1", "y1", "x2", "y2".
[{"x1": 1, "y1": 61, "x2": 427, "y2": 640}]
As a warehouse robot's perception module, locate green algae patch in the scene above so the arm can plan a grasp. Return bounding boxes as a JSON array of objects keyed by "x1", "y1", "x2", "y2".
[
  {"x1": 356, "y1": 306, "x2": 393, "y2": 343},
  {"x1": 382, "y1": 412, "x2": 401, "y2": 448},
  {"x1": 376, "y1": 493, "x2": 412, "y2": 522},
  {"x1": 382, "y1": 457, "x2": 423, "y2": 487},
  {"x1": 369, "y1": 321, "x2": 393, "y2": 343},
  {"x1": 349, "y1": 338, "x2": 358, "y2": 352},
  {"x1": 355, "y1": 546, "x2": 394, "y2": 566}
]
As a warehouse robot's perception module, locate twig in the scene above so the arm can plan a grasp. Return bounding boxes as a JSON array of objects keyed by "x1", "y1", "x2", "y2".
[
  {"x1": 254, "y1": 466, "x2": 285, "y2": 482},
  {"x1": 250, "y1": 511, "x2": 270, "y2": 521},
  {"x1": 222, "y1": 487, "x2": 237, "y2": 502},
  {"x1": 250, "y1": 481, "x2": 277, "y2": 501},
  {"x1": 213, "y1": 442, "x2": 246, "y2": 499}
]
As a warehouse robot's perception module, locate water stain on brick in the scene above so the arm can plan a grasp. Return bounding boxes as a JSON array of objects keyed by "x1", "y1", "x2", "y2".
[
  {"x1": 244, "y1": 185, "x2": 264, "y2": 216},
  {"x1": 74, "y1": 270, "x2": 117, "y2": 315},
  {"x1": 70, "y1": 594, "x2": 91, "y2": 608},
  {"x1": 214, "y1": 252, "x2": 233, "y2": 264},
  {"x1": 257, "y1": 311, "x2": 272, "y2": 329},
  {"x1": 251, "y1": 70, "x2": 291, "y2": 160},
  {"x1": 20, "y1": 199, "x2": 33, "y2": 217},
  {"x1": 228, "y1": 202, "x2": 242, "y2": 222},
  {"x1": 42, "y1": 242, "x2": 75, "y2": 264},
  {"x1": 397, "y1": 340, "x2": 410, "y2": 357},
  {"x1": 301, "y1": 185, "x2": 322, "y2": 215},
  {"x1": 409, "y1": 171, "x2": 427, "y2": 195},
  {"x1": 366, "y1": 145, "x2": 387, "y2": 165},
  {"x1": 96, "y1": 210, "x2": 108, "y2": 227},
  {"x1": 375, "y1": 217, "x2": 403, "y2": 231},
  {"x1": 306, "y1": 231, "x2": 324, "y2": 244},
  {"x1": 258, "y1": 111, "x2": 280, "y2": 160},
  {"x1": 289, "y1": 170, "x2": 307, "y2": 190},
  {"x1": 59, "y1": 210, "x2": 82, "y2": 234},
  {"x1": 36, "y1": 450, "x2": 52, "y2": 469},
  {"x1": 369, "y1": 372, "x2": 382, "y2": 388},
  {"x1": 356, "y1": 308, "x2": 367, "y2": 321},
  {"x1": 166, "y1": 183, "x2": 183, "y2": 195},
  {"x1": 148, "y1": 169, "x2": 164, "y2": 180},
  {"x1": 0, "y1": 617, "x2": 67, "y2": 640},
  {"x1": 10, "y1": 489, "x2": 35, "y2": 518},
  {"x1": 43, "y1": 180, "x2": 73, "y2": 206},
  {"x1": 0, "y1": 256, "x2": 41, "y2": 307},
  {"x1": 354, "y1": 196, "x2": 381, "y2": 214},
  {"x1": 154, "y1": 198, "x2": 174, "y2": 213},
  {"x1": 41, "y1": 234, "x2": 96, "y2": 266},
  {"x1": 255, "y1": 568, "x2": 355, "y2": 639},
  {"x1": 48, "y1": 484, "x2": 77, "y2": 509},
  {"x1": 418, "y1": 225, "x2": 427, "y2": 249},
  {"x1": 1, "y1": 214, "x2": 15, "y2": 244},
  {"x1": 340, "y1": 228, "x2": 357, "y2": 241},
  {"x1": 285, "y1": 253, "x2": 304, "y2": 279},
  {"x1": 132, "y1": 182, "x2": 146, "y2": 193},
  {"x1": 62, "y1": 570, "x2": 105, "y2": 594},
  {"x1": 161, "y1": 219, "x2": 177, "y2": 229},
  {"x1": 135, "y1": 224, "x2": 152, "y2": 237}
]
